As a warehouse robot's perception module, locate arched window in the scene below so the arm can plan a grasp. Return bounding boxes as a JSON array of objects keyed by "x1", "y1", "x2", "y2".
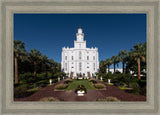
[
  {"x1": 93, "y1": 63, "x2": 95, "y2": 71},
  {"x1": 93, "y1": 56, "x2": 95, "y2": 60},
  {"x1": 79, "y1": 62, "x2": 82, "y2": 71},
  {"x1": 87, "y1": 56, "x2": 89, "y2": 60},
  {"x1": 79, "y1": 51, "x2": 82, "y2": 60},
  {"x1": 65, "y1": 63, "x2": 67, "y2": 71}
]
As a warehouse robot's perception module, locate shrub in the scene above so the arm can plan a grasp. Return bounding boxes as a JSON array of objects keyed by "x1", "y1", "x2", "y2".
[
  {"x1": 35, "y1": 80, "x2": 48, "y2": 87},
  {"x1": 14, "y1": 84, "x2": 29, "y2": 98},
  {"x1": 28, "y1": 88, "x2": 39, "y2": 92},
  {"x1": 98, "y1": 97, "x2": 120, "y2": 102},
  {"x1": 39, "y1": 97, "x2": 59, "y2": 101},
  {"x1": 129, "y1": 82, "x2": 139, "y2": 88},
  {"x1": 55, "y1": 84, "x2": 68, "y2": 90},
  {"x1": 89, "y1": 79, "x2": 97, "y2": 84},
  {"x1": 36, "y1": 72, "x2": 46, "y2": 80},
  {"x1": 19, "y1": 72, "x2": 35, "y2": 83},
  {"x1": 64, "y1": 79, "x2": 73, "y2": 84},
  {"x1": 140, "y1": 86, "x2": 146, "y2": 96},
  {"x1": 94, "y1": 83, "x2": 105, "y2": 89}
]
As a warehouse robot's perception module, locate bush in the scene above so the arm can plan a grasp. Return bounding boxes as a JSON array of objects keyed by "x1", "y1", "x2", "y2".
[
  {"x1": 89, "y1": 79, "x2": 97, "y2": 84},
  {"x1": 140, "y1": 86, "x2": 146, "y2": 96},
  {"x1": 39, "y1": 97, "x2": 59, "y2": 101},
  {"x1": 98, "y1": 97, "x2": 120, "y2": 102},
  {"x1": 28, "y1": 88, "x2": 39, "y2": 92},
  {"x1": 55, "y1": 84, "x2": 68, "y2": 90},
  {"x1": 64, "y1": 79, "x2": 73, "y2": 84},
  {"x1": 111, "y1": 73, "x2": 137, "y2": 87},
  {"x1": 94, "y1": 83, "x2": 105, "y2": 89},
  {"x1": 129, "y1": 82, "x2": 139, "y2": 88},
  {"x1": 35, "y1": 80, "x2": 48, "y2": 87},
  {"x1": 19, "y1": 72, "x2": 35, "y2": 83},
  {"x1": 14, "y1": 84, "x2": 29, "y2": 98},
  {"x1": 36, "y1": 72, "x2": 47, "y2": 80}
]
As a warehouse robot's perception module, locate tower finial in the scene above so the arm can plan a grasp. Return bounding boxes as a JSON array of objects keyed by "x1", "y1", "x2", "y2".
[{"x1": 79, "y1": 25, "x2": 82, "y2": 29}]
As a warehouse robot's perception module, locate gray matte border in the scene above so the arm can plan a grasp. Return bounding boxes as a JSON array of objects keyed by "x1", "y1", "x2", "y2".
[{"x1": 0, "y1": 0, "x2": 159, "y2": 115}]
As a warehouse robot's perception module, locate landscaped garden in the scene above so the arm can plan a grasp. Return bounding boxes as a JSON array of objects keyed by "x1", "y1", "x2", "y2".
[
  {"x1": 66, "y1": 79, "x2": 96, "y2": 90},
  {"x1": 14, "y1": 40, "x2": 146, "y2": 101}
]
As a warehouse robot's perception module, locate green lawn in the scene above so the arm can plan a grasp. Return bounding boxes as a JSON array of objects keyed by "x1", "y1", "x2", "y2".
[{"x1": 66, "y1": 79, "x2": 96, "y2": 90}]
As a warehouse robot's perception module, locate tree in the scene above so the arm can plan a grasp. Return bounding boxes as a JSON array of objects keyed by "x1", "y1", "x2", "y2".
[
  {"x1": 111, "y1": 55, "x2": 119, "y2": 73},
  {"x1": 40, "y1": 55, "x2": 48, "y2": 72},
  {"x1": 105, "y1": 58, "x2": 112, "y2": 72},
  {"x1": 118, "y1": 50, "x2": 127, "y2": 73},
  {"x1": 99, "y1": 60, "x2": 107, "y2": 74},
  {"x1": 129, "y1": 43, "x2": 146, "y2": 80},
  {"x1": 14, "y1": 40, "x2": 26, "y2": 84},
  {"x1": 28, "y1": 49, "x2": 41, "y2": 75}
]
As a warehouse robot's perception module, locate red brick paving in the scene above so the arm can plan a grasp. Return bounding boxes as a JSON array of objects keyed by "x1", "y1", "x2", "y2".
[{"x1": 14, "y1": 79, "x2": 146, "y2": 101}]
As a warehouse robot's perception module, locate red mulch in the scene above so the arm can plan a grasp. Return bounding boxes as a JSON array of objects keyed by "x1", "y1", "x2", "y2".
[{"x1": 14, "y1": 79, "x2": 146, "y2": 102}]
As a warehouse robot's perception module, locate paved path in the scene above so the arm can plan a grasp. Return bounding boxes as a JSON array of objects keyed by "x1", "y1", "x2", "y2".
[{"x1": 14, "y1": 79, "x2": 146, "y2": 101}]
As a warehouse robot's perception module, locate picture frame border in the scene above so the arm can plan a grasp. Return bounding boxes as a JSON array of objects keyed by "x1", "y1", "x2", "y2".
[{"x1": 0, "y1": 0, "x2": 159, "y2": 114}]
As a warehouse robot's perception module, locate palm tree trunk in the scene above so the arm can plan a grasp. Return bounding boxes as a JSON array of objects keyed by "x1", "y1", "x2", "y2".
[
  {"x1": 108, "y1": 65, "x2": 109, "y2": 72},
  {"x1": 137, "y1": 58, "x2": 141, "y2": 80},
  {"x1": 34, "y1": 61, "x2": 37, "y2": 75},
  {"x1": 122, "y1": 62, "x2": 125, "y2": 73},
  {"x1": 14, "y1": 56, "x2": 18, "y2": 84},
  {"x1": 108, "y1": 66, "x2": 110, "y2": 72},
  {"x1": 114, "y1": 63, "x2": 115, "y2": 73}
]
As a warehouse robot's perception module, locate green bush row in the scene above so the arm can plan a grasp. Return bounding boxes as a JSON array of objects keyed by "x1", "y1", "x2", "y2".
[
  {"x1": 55, "y1": 84, "x2": 68, "y2": 90},
  {"x1": 94, "y1": 83, "x2": 105, "y2": 89}
]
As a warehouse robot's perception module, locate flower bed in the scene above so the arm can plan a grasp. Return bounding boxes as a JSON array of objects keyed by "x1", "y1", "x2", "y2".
[{"x1": 75, "y1": 85, "x2": 87, "y2": 94}]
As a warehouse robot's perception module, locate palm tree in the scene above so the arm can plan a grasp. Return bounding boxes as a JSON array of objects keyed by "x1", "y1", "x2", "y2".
[
  {"x1": 130, "y1": 43, "x2": 146, "y2": 80},
  {"x1": 105, "y1": 58, "x2": 112, "y2": 72},
  {"x1": 111, "y1": 55, "x2": 119, "y2": 73},
  {"x1": 40, "y1": 55, "x2": 48, "y2": 72},
  {"x1": 28, "y1": 49, "x2": 41, "y2": 75},
  {"x1": 99, "y1": 60, "x2": 107, "y2": 74},
  {"x1": 118, "y1": 50, "x2": 127, "y2": 73},
  {"x1": 14, "y1": 40, "x2": 26, "y2": 84}
]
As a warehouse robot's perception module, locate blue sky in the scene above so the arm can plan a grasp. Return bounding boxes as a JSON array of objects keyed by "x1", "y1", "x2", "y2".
[{"x1": 14, "y1": 14, "x2": 146, "y2": 68}]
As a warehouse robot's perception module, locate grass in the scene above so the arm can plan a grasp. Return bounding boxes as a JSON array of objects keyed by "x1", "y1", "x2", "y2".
[
  {"x1": 118, "y1": 87, "x2": 127, "y2": 90},
  {"x1": 106, "y1": 83, "x2": 114, "y2": 85},
  {"x1": 66, "y1": 79, "x2": 96, "y2": 90},
  {"x1": 28, "y1": 88, "x2": 39, "y2": 92}
]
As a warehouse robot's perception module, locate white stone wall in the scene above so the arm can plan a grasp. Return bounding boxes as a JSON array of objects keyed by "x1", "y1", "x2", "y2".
[{"x1": 61, "y1": 27, "x2": 99, "y2": 78}]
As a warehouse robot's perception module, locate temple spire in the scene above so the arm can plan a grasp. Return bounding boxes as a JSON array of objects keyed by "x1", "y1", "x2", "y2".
[{"x1": 76, "y1": 27, "x2": 84, "y2": 41}]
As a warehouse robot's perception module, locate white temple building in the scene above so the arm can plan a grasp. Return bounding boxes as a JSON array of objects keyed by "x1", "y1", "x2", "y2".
[{"x1": 61, "y1": 27, "x2": 99, "y2": 78}]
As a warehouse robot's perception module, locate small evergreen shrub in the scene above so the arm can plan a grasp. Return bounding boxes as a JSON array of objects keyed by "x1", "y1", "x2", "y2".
[
  {"x1": 98, "y1": 97, "x2": 120, "y2": 102},
  {"x1": 64, "y1": 79, "x2": 73, "y2": 84},
  {"x1": 55, "y1": 84, "x2": 68, "y2": 90},
  {"x1": 89, "y1": 79, "x2": 97, "y2": 84},
  {"x1": 14, "y1": 84, "x2": 29, "y2": 98},
  {"x1": 94, "y1": 83, "x2": 105, "y2": 89},
  {"x1": 39, "y1": 97, "x2": 59, "y2": 101},
  {"x1": 28, "y1": 88, "x2": 39, "y2": 92},
  {"x1": 19, "y1": 72, "x2": 35, "y2": 83}
]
